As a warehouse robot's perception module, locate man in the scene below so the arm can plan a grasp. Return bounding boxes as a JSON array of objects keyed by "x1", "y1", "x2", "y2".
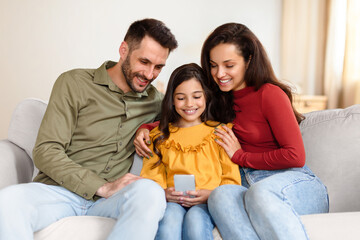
[{"x1": 0, "y1": 18, "x2": 177, "y2": 240}]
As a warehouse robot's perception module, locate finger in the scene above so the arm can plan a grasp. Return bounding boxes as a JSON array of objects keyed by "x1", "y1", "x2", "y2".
[
  {"x1": 215, "y1": 128, "x2": 233, "y2": 142},
  {"x1": 223, "y1": 126, "x2": 238, "y2": 141},
  {"x1": 215, "y1": 138, "x2": 228, "y2": 150},
  {"x1": 172, "y1": 191, "x2": 184, "y2": 196},
  {"x1": 181, "y1": 203, "x2": 192, "y2": 207},
  {"x1": 135, "y1": 149, "x2": 143, "y2": 158},
  {"x1": 186, "y1": 190, "x2": 198, "y2": 197},
  {"x1": 139, "y1": 139, "x2": 152, "y2": 156},
  {"x1": 139, "y1": 148, "x2": 150, "y2": 159},
  {"x1": 134, "y1": 140, "x2": 149, "y2": 158},
  {"x1": 144, "y1": 133, "x2": 151, "y2": 146}
]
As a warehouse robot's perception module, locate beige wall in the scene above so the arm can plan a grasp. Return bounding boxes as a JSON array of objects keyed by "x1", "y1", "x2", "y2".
[{"x1": 0, "y1": 0, "x2": 282, "y2": 139}]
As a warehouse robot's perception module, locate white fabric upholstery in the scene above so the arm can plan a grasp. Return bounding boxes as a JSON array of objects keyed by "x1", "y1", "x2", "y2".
[
  {"x1": 34, "y1": 216, "x2": 116, "y2": 240},
  {"x1": 33, "y1": 216, "x2": 222, "y2": 240},
  {"x1": 301, "y1": 212, "x2": 360, "y2": 240},
  {"x1": 0, "y1": 140, "x2": 34, "y2": 189},
  {"x1": 7, "y1": 98, "x2": 47, "y2": 160},
  {"x1": 300, "y1": 105, "x2": 360, "y2": 212}
]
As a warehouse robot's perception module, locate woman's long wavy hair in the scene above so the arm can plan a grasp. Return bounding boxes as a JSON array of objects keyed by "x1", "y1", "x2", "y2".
[
  {"x1": 201, "y1": 23, "x2": 304, "y2": 124},
  {"x1": 152, "y1": 63, "x2": 217, "y2": 167}
]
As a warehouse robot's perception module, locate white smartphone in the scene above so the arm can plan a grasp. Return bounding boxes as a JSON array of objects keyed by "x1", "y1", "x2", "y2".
[{"x1": 174, "y1": 174, "x2": 195, "y2": 197}]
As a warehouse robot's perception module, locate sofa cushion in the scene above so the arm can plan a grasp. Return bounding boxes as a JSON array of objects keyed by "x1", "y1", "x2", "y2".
[
  {"x1": 34, "y1": 216, "x2": 115, "y2": 240},
  {"x1": 33, "y1": 216, "x2": 223, "y2": 240},
  {"x1": 301, "y1": 211, "x2": 360, "y2": 240},
  {"x1": 300, "y1": 104, "x2": 360, "y2": 212},
  {"x1": 8, "y1": 98, "x2": 47, "y2": 160}
]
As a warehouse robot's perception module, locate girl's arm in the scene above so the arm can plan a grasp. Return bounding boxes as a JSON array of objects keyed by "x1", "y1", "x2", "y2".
[{"x1": 218, "y1": 143, "x2": 242, "y2": 185}]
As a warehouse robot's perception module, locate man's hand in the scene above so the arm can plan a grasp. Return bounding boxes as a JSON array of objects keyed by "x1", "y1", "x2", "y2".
[
  {"x1": 96, "y1": 173, "x2": 142, "y2": 199},
  {"x1": 134, "y1": 128, "x2": 153, "y2": 158}
]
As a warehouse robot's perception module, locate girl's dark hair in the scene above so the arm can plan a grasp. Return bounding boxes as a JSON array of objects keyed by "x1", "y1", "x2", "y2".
[
  {"x1": 201, "y1": 23, "x2": 304, "y2": 124},
  {"x1": 152, "y1": 63, "x2": 217, "y2": 167}
]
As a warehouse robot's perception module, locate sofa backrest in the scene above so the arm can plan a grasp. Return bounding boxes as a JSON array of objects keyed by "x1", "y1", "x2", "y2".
[
  {"x1": 300, "y1": 104, "x2": 360, "y2": 213},
  {"x1": 7, "y1": 99, "x2": 360, "y2": 213},
  {"x1": 8, "y1": 98, "x2": 47, "y2": 177}
]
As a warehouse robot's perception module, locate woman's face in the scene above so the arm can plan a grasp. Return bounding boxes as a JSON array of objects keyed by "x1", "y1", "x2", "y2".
[{"x1": 209, "y1": 43, "x2": 247, "y2": 92}]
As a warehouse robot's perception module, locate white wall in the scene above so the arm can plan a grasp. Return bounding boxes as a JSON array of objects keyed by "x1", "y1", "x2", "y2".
[{"x1": 0, "y1": 0, "x2": 282, "y2": 139}]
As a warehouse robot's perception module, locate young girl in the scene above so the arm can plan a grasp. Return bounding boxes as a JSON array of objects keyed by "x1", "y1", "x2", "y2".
[{"x1": 140, "y1": 63, "x2": 241, "y2": 240}]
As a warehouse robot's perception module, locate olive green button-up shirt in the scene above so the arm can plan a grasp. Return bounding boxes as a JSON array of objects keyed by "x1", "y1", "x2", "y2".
[{"x1": 33, "y1": 61, "x2": 163, "y2": 200}]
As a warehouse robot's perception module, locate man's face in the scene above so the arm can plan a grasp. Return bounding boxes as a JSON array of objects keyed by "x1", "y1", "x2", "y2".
[{"x1": 121, "y1": 35, "x2": 169, "y2": 93}]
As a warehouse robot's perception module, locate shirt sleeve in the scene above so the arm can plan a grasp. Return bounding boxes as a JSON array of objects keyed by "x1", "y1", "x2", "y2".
[
  {"x1": 33, "y1": 73, "x2": 106, "y2": 200},
  {"x1": 231, "y1": 87, "x2": 305, "y2": 170},
  {"x1": 140, "y1": 140, "x2": 167, "y2": 189},
  {"x1": 137, "y1": 121, "x2": 160, "y2": 132}
]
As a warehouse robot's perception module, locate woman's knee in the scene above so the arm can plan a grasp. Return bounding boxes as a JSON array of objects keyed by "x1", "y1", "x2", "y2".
[
  {"x1": 208, "y1": 185, "x2": 246, "y2": 209},
  {"x1": 244, "y1": 182, "x2": 281, "y2": 218}
]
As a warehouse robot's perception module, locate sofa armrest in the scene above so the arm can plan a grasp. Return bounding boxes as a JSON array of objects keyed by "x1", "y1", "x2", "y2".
[{"x1": 0, "y1": 139, "x2": 34, "y2": 189}]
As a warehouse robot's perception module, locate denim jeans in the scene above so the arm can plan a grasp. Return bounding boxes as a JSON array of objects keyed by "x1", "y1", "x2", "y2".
[
  {"x1": 208, "y1": 165, "x2": 329, "y2": 240},
  {"x1": 0, "y1": 179, "x2": 166, "y2": 240},
  {"x1": 156, "y1": 202, "x2": 215, "y2": 240}
]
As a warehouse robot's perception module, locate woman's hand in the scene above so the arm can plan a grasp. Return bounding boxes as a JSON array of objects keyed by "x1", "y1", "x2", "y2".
[
  {"x1": 133, "y1": 128, "x2": 152, "y2": 158},
  {"x1": 214, "y1": 124, "x2": 242, "y2": 159},
  {"x1": 179, "y1": 189, "x2": 212, "y2": 207}
]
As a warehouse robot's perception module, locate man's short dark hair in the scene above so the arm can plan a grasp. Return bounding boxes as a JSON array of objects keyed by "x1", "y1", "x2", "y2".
[{"x1": 124, "y1": 18, "x2": 178, "y2": 53}]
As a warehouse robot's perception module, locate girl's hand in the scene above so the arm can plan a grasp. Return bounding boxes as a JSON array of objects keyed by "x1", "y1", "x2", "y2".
[
  {"x1": 214, "y1": 124, "x2": 242, "y2": 159},
  {"x1": 179, "y1": 189, "x2": 212, "y2": 207},
  {"x1": 165, "y1": 187, "x2": 184, "y2": 203},
  {"x1": 133, "y1": 128, "x2": 152, "y2": 158}
]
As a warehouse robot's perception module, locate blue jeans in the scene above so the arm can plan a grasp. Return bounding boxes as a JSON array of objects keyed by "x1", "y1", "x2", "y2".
[
  {"x1": 208, "y1": 165, "x2": 329, "y2": 240},
  {"x1": 0, "y1": 179, "x2": 166, "y2": 240},
  {"x1": 156, "y1": 202, "x2": 215, "y2": 240}
]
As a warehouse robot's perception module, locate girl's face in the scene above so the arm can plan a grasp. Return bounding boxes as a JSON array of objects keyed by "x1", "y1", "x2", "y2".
[
  {"x1": 209, "y1": 43, "x2": 247, "y2": 92},
  {"x1": 173, "y1": 78, "x2": 206, "y2": 128}
]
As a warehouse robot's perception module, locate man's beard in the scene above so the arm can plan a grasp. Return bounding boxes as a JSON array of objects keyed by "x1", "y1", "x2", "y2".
[{"x1": 121, "y1": 55, "x2": 152, "y2": 93}]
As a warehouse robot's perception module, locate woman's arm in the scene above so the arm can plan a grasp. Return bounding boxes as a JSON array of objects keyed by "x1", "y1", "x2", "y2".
[
  {"x1": 231, "y1": 87, "x2": 305, "y2": 170},
  {"x1": 133, "y1": 121, "x2": 159, "y2": 158},
  {"x1": 216, "y1": 86, "x2": 305, "y2": 170}
]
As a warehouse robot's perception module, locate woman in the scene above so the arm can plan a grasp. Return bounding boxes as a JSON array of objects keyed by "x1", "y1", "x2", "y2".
[{"x1": 134, "y1": 23, "x2": 328, "y2": 240}]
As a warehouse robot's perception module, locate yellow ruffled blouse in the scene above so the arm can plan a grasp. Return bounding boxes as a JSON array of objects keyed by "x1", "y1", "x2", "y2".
[{"x1": 140, "y1": 122, "x2": 241, "y2": 190}]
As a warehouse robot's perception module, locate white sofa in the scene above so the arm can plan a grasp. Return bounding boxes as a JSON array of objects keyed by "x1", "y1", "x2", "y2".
[{"x1": 1, "y1": 98, "x2": 360, "y2": 240}]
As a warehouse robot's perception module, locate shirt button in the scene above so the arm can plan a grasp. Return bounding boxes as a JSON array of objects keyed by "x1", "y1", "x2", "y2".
[
  {"x1": 83, "y1": 193, "x2": 88, "y2": 198},
  {"x1": 119, "y1": 142, "x2": 122, "y2": 146},
  {"x1": 106, "y1": 167, "x2": 111, "y2": 171},
  {"x1": 60, "y1": 181, "x2": 64, "y2": 185}
]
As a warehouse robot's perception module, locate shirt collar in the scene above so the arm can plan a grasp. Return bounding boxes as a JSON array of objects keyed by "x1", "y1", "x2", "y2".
[{"x1": 93, "y1": 61, "x2": 149, "y2": 97}]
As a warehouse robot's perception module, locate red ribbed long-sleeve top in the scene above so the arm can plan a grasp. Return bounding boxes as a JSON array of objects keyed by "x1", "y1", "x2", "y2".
[{"x1": 230, "y1": 83, "x2": 305, "y2": 170}]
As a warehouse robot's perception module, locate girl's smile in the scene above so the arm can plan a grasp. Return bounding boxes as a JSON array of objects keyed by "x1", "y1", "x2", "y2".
[{"x1": 173, "y1": 78, "x2": 206, "y2": 128}]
